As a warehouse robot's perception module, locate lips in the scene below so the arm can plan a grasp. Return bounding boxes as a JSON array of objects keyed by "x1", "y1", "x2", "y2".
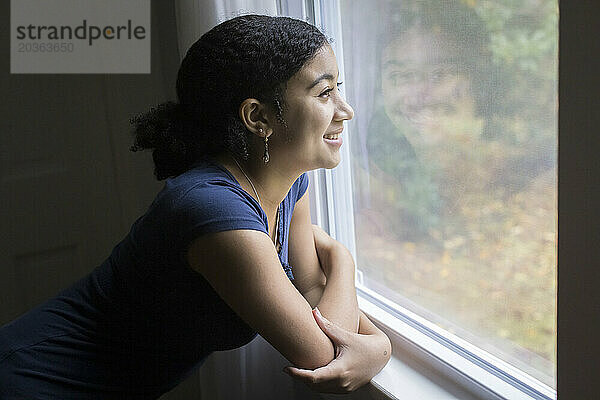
[
  {"x1": 323, "y1": 135, "x2": 343, "y2": 147},
  {"x1": 323, "y1": 128, "x2": 343, "y2": 139}
]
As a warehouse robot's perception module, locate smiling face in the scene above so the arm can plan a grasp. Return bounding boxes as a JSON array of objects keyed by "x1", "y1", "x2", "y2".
[
  {"x1": 273, "y1": 44, "x2": 354, "y2": 171},
  {"x1": 381, "y1": 27, "x2": 467, "y2": 145}
]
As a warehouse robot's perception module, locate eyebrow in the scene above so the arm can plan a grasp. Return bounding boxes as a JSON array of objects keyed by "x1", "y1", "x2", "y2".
[
  {"x1": 382, "y1": 60, "x2": 406, "y2": 69},
  {"x1": 383, "y1": 58, "x2": 459, "y2": 70},
  {"x1": 307, "y1": 72, "x2": 338, "y2": 90}
]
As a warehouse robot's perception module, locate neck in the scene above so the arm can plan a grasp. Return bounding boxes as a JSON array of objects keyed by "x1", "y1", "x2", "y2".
[{"x1": 213, "y1": 148, "x2": 303, "y2": 217}]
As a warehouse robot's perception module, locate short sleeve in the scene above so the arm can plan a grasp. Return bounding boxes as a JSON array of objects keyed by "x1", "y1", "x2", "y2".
[
  {"x1": 173, "y1": 181, "x2": 267, "y2": 252},
  {"x1": 295, "y1": 172, "x2": 309, "y2": 204}
]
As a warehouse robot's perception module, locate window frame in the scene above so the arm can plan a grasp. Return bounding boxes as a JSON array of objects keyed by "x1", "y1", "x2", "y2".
[{"x1": 300, "y1": 0, "x2": 559, "y2": 399}]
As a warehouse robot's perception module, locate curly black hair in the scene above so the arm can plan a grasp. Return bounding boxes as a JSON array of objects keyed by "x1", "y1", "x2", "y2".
[{"x1": 129, "y1": 15, "x2": 329, "y2": 180}]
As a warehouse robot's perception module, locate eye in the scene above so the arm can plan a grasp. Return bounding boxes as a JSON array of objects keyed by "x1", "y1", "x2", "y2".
[
  {"x1": 319, "y1": 88, "x2": 333, "y2": 98},
  {"x1": 430, "y1": 69, "x2": 448, "y2": 83},
  {"x1": 319, "y1": 82, "x2": 344, "y2": 98},
  {"x1": 390, "y1": 71, "x2": 416, "y2": 85}
]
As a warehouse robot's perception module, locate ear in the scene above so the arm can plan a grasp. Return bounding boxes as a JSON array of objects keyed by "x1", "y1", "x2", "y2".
[{"x1": 239, "y1": 98, "x2": 273, "y2": 138}]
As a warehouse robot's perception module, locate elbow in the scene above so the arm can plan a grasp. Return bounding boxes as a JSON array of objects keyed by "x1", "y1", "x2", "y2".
[
  {"x1": 301, "y1": 283, "x2": 326, "y2": 309},
  {"x1": 292, "y1": 336, "x2": 336, "y2": 370}
]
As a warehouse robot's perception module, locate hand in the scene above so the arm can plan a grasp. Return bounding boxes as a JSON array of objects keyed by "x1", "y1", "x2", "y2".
[
  {"x1": 311, "y1": 224, "x2": 353, "y2": 278},
  {"x1": 311, "y1": 224, "x2": 336, "y2": 256},
  {"x1": 283, "y1": 308, "x2": 391, "y2": 393}
]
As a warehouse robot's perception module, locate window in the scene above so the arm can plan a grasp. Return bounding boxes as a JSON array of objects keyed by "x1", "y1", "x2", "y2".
[{"x1": 310, "y1": 0, "x2": 557, "y2": 397}]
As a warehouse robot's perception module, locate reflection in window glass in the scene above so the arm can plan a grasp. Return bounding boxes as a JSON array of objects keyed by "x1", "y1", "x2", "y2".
[{"x1": 341, "y1": 0, "x2": 557, "y2": 386}]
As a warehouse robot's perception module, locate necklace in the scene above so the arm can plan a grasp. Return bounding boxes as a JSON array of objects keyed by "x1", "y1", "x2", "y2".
[{"x1": 230, "y1": 154, "x2": 280, "y2": 248}]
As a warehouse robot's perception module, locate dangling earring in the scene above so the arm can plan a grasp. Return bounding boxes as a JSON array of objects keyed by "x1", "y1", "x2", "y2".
[{"x1": 261, "y1": 128, "x2": 270, "y2": 163}]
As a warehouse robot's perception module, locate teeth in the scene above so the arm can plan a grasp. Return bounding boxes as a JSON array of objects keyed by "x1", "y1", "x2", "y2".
[{"x1": 324, "y1": 135, "x2": 339, "y2": 140}]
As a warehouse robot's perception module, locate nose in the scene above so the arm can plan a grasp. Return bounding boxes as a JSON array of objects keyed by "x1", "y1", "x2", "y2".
[
  {"x1": 403, "y1": 80, "x2": 433, "y2": 108},
  {"x1": 416, "y1": 81, "x2": 433, "y2": 105},
  {"x1": 334, "y1": 96, "x2": 354, "y2": 121}
]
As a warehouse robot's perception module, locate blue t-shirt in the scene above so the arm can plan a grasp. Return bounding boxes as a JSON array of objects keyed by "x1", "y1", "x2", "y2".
[{"x1": 0, "y1": 156, "x2": 309, "y2": 399}]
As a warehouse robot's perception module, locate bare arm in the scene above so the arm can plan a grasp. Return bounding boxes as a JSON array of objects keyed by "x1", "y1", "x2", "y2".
[
  {"x1": 314, "y1": 240, "x2": 360, "y2": 333},
  {"x1": 285, "y1": 190, "x2": 391, "y2": 393},
  {"x1": 288, "y1": 190, "x2": 359, "y2": 333},
  {"x1": 284, "y1": 308, "x2": 392, "y2": 393},
  {"x1": 187, "y1": 229, "x2": 338, "y2": 369}
]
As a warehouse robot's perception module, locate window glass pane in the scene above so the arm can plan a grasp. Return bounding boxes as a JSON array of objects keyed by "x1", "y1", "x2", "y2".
[{"x1": 340, "y1": 0, "x2": 557, "y2": 386}]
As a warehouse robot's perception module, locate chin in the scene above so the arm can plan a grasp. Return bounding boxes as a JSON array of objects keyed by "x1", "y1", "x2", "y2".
[{"x1": 322, "y1": 155, "x2": 341, "y2": 169}]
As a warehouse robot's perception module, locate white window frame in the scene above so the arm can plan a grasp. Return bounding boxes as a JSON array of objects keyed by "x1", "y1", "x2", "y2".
[{"x1": 289, "y1": 1, "x2": 559, "y2": 399}]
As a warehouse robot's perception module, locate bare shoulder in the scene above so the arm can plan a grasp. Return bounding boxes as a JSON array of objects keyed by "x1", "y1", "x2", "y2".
[{"x1": 186, "y1": 228, "x2": 273, "y2": 279}]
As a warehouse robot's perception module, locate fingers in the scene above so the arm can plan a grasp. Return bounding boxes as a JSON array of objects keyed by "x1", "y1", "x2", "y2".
[
  {"x1": 311, "y1": 224, "x2": 335, "y2": 255},
  {"x1": 312, "y1": 307, "x2": 349, "y2": 345},
  {"x1": 284, "y1": 364, "x2": 328, "y2": 380},
  {"x1": 311, "y1": 224, "x2": 328, "y2": 242},
  {"x1": 283, "y1": 363, "x2": 346, "y2": 392},
  {"x1": 284, "y1": 362, "x2": 336, "y2": 383},
  {"x1": 311, "y1": 224, "x2": 329, "y2": 236},
  {"x1": 283, "y1": 363, "x2": 358, "y2": 394}
]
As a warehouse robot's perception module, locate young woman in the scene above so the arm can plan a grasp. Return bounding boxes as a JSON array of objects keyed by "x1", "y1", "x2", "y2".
[{"x1": 0, "y1": 15, "x2": 391, "y2": 399}]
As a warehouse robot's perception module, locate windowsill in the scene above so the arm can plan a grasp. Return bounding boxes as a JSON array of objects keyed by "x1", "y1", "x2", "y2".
[
  {"x1": 350, "y1": 286, "x2": 556, "y2": 400},
  {"x1": 319, "y1": 354, "x2": 473, "y2": 400},
  {"x1": 369, "y1": 353, "x2": 476, "y2": 400},
  {"x1": 316, "y1": 300, "x2": 478, "y2": 400},
  {"x1": 316, "y1": 337, "x2": 478, "y2": 400}
]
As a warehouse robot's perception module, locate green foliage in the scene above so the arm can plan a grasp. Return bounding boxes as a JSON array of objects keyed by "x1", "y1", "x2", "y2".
[
  {"x1": 467, "y1": 0, "x2": 558, "y2": 144},
  {"x1": 468, "y1": 0, "x2": 558, "y2": 75}
]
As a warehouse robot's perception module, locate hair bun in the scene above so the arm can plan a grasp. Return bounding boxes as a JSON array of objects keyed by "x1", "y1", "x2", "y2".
[{"x1": 129, "y1": 101, "x2": 195, "y2": 179}]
